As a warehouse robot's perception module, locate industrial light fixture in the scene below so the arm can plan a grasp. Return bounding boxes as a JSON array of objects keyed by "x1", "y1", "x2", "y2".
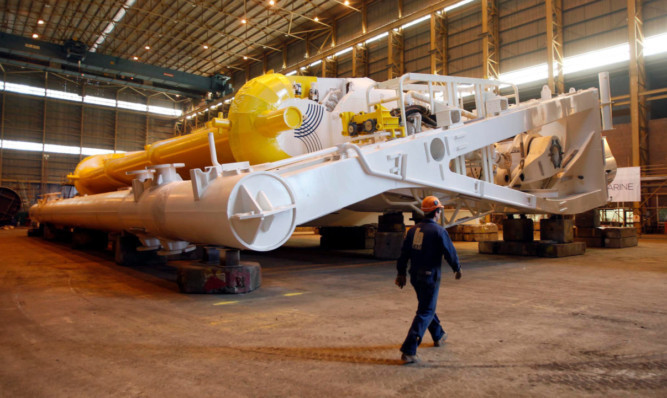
[
  {"x1": 344, "y1": 0, "x2": 350, "y2": 5},
  {"x1": 269, "y1": 0, "x2": 275, "y2": 5},
  {"x1": 314, "y1": 16, "x2": 319, "y2": 22},
  {"x1": 32, "y1": 33, "x2": 39, "y2": 39},
  {"x1": 203, "y1": 44, "x2": 209, "y2": 49},
  {"x1": 133, "y1": 56, "x2": 138, "y2": 60},
  {"x1": 241, "y1": 18, "x2": 247, "y2": 24},
  {"x1": 144, "y1": 45, "x2": 150, "y2": 50},
  {"x1": 37, "y1": 19, "x2": 45, "y2": 25},
  {"x1": 243, "y1": 56, "x2": 248, "y2": 60}
]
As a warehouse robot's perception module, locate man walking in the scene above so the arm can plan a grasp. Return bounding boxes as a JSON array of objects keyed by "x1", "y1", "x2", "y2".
[{"x1": 395, "y1": 196, "x2": 462, "y2": 364}]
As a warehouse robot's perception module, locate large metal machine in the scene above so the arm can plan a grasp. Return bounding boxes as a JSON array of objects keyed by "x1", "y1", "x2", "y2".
[{"x1": 30, "y1": 72, "x2": 616, "y2": 253}]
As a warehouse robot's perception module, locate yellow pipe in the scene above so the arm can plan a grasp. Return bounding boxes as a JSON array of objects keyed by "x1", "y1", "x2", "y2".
[
  {"x1": 254, "y1": 107, "x2": 302, "y2": 137},
  {"x1": 70, "y1": 119, "x2": 232, "y2": 195}
]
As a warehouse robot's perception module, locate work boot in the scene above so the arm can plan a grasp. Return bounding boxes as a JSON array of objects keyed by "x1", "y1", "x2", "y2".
[
  {"x1": 401, "y1": 353, "x2": 420, "y2": 364},
  {"x1": 434, "y1": 331, "x2": 448, "y2": 347}
]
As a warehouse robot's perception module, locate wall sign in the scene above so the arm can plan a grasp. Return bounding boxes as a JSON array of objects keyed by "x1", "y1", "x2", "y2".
[{"x1": 607, "y1": 167, "x2": 641, "y2": 202}]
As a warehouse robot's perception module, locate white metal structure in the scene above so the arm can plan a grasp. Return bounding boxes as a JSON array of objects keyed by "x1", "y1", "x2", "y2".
[{"x1": 31, "y1": 73, "x2": 615, "y2": 252}]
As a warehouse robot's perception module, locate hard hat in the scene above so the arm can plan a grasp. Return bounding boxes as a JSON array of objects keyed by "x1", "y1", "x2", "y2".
[{"x1": 421, "y1": 196, "x2": 444, "y2": 212}]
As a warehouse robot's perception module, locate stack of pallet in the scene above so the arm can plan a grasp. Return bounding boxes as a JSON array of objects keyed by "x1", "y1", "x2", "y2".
[
  {"x1": 574, "y1": 210, "x2": 638, "y2": 248},
  {"x1": 447, "y1": 223, "x2": 499, "y2": 242}
]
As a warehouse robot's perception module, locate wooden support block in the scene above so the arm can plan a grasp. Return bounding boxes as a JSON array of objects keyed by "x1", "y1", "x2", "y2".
[
  {"x1": 536, "y1": 241, "x2": 586, "y2": 257},
  {"x1": 575, "y1": 227, "x2": 604, "y2": 238},
  {"x1": 575, "y1": 210, "x2": 600, "y2": 227},
  {"x1": 604, "y1": 236, "x2": 638, "y2": 248},
  {"x1": 575, "y1": 237, "x2": 604, "y2": 248},
  {"x1": 373, "y1": 232, "x2": 404, "y2": 259},
  {"x1": 503, "y1": 218, "x2": 534, "y2": 242},
  {"x1": 479, "y1": 240, "x2": 585, "y2": 257},
  {"x1": 540, "y1": 219, "x2": 574, "y2": 243},
  {"x1": 602, "y1": 227, "x2": 637, "y2": 239},
  {"x1": 479, "y1": 223, "x2": 499, "y2": 233}
]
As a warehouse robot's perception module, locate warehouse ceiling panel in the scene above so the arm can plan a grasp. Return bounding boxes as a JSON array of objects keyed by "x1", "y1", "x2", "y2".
[{"x1": 1, "y1": 0, "x2": 356, "y2": 77}]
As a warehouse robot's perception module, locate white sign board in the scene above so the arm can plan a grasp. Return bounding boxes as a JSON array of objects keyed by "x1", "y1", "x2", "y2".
[{"x1": 607, "y1": 167, "x2": 641, "y2": 202}]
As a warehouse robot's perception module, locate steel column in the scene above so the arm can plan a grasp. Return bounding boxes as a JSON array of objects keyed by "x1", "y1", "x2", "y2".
[
  {"x1": 41, "y1": 72, "x2": 47, "y2": 196},
  {"x1": 627, "y1": 0, "x2": 648, "y2": 232},
  {"x1": 430, "y1": 13, "x2": 448, "y2": 75},
  {"x1": 0, "y1": 65, "x2": 5, "y2": 181},
  {"x1": 323, "y1": 58, "x2": 337, "y2": 78},
  {"x1": 361, "y1": 3, "x2": 368, "y2": 34},
  {"x1": 546, "y1": 0, "x2": 565, "y2": 94},
  {"x1": 80, "y1": 82, "x2": 85, "y2": 162},
  {"x1": 388, "y1": 30, "x2": 404, "y2": 80},
  {"x1": 352, "y1": 45, "x2": 368, "y2": 78},
  {"x1": 481, "y1": 0, "x2": 499, "y2": 80},
  {"x1": 627, "y1": 0, "x2": 648, "y2": 169}
]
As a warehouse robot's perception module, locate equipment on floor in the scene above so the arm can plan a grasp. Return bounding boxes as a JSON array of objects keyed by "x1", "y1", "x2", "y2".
[
  {"x1": 0, "y1": 187, "x2": 21, "y2": 226},
  {"x1": 30, "y1": 72, "x2": 616, "y2": 254}
]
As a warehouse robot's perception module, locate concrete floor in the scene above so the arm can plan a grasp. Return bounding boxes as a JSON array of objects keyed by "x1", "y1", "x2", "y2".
[{"x1": 1, "y1": 228, "x2": 666, "y2": 397}]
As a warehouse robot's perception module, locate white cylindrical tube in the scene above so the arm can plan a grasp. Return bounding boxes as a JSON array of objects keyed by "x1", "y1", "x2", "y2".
[
  {"x1": 598, "y1": 72, "x2": 613, "y2": 131},
  {"x1": 30, "y1": 170, "x2": 297, "y2": 251}
]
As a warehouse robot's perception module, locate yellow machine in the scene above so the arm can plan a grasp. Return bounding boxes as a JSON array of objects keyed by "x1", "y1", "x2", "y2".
[
  {"x1": 70, "y1": 73, "x2": 303, "y2": 195},
  {"x1": 340, "y1": 104, "x2": 405, "y2": 139}
]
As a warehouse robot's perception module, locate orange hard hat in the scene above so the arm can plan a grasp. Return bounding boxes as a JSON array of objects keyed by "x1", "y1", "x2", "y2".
[{"x1": 421, "y1": 196, "x2": 444, "y2": 212}]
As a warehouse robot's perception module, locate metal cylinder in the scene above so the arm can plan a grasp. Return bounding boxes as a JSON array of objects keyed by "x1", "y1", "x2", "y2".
[{"x1": 598, "y1": 72, "x2": 613, "y2": 131}]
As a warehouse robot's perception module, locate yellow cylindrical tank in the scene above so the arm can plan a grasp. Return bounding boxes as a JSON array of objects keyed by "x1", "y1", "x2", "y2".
[
  {"x1": 69, "y1": 73, "x2": 308, "y2": 195},
  {"x1": 227, "y1": 73, "x2": 298, "y2": 164}
]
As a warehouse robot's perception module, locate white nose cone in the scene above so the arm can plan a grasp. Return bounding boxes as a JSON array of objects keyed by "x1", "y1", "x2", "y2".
[{"x1": 228, "y1": 172, "x2": 297, "y2": 251}]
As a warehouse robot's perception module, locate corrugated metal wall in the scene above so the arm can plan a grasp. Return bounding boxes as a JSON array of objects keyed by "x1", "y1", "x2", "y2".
[
  {"x1": 230, "y1": 0, "x2": 667, "y2": 84},
  {"x1": 0, "y1": 67, "x2": 182, "y2": 207}
]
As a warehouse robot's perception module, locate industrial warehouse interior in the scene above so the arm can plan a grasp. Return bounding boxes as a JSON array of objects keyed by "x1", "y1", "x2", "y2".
[{"x1": 1, "y1": 0, "x2": 666, "y2": 396}]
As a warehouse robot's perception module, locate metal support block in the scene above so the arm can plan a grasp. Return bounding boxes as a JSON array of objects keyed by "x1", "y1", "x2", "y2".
[{"x1": 176, "y1": 262, "x2": 261, "y2": 294}]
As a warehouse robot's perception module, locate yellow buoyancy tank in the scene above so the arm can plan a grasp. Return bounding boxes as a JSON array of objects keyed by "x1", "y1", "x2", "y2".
[
  {"x1": 69, "y1": 73, "x2": 304, "y2": 195},
  {"x1": 226, "y1": 73, "x2": 305, "y2": 164}
]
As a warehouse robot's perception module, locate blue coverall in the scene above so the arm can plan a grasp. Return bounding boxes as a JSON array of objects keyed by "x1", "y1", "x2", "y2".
[{"x1": 397, "y1": 218, "x2": 461, "y2": 355}]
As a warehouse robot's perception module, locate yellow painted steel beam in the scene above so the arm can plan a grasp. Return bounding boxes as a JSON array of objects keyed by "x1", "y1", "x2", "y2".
[
  {"x1": 352, "y1": 45, "x2": 368, "y2": 78},
  {"x1": 482, "y1": 0, "x2": 499, "y2": 80},
  {"x1": 546, "y1": 0, "x2": 565, "y2": 94},
  {"x1": 430, "y1": 13, "x2": 448, "y2": 75},
  {"x1": 628, "y1": 0, "x2": 648, "y2": 169},
  {"x1": 388, "y1": 30, "x2": 404, "y2": 80},
  {"x1": 627, "y1": 0, "x2": 648, "y2": 233}
]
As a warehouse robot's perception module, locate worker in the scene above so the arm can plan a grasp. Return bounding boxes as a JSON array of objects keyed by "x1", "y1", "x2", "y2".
[{"x1": 395, "y1": 196, "x2": 462, "y2": 364}]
